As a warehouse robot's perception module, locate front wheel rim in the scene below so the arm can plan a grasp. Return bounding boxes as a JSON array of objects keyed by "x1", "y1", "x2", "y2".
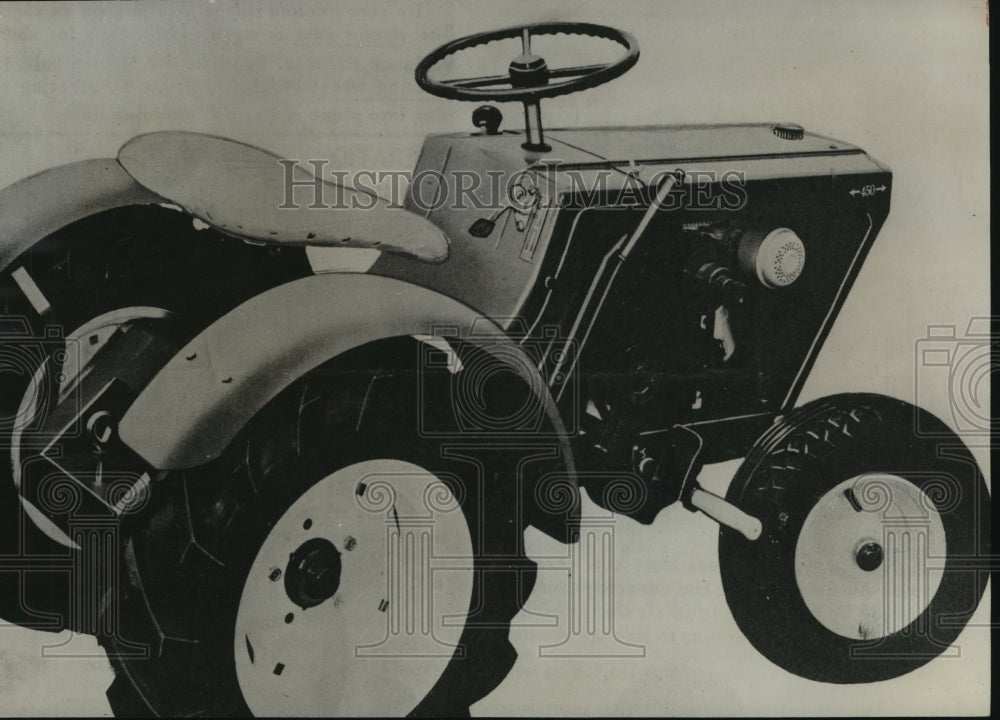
[
  {"x1": 233, "y1": 459, "x2": 473, "y2": 717},
  {"x1": 794, "y1": 473, "x2": 947, "y2": 641}
]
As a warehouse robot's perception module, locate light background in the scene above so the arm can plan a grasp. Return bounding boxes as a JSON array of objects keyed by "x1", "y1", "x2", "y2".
[{"x1": 0, "y1": 0, "x2": 990, "y2": 715}]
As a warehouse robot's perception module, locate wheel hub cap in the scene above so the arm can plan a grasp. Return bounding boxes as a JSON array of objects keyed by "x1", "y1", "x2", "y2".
[
  {"x1": 794, "y1": 474, "x2": 947, "y2": 641},
  {"x1": 855, "y1": 541, "x2": 884, "y2": 572},
  {"x1": 285, "y1": 538, "x2": 343, "y2": 609}
]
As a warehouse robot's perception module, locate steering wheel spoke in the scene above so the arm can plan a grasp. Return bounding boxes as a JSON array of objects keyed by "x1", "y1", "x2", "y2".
[
  {"x1": 443, "y1": 74, "x2": 515, "y2": 90},
  {"x1": 546, "y1": 63, "x2": 613, "y2": 81}
]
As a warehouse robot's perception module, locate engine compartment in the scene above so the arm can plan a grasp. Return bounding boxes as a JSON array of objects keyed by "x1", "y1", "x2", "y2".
[
  {"x1": 366, "y1": 123, "x2": 893, "y2": 513},
  {"x1": 531, "y1": 176, "x2": 884, "y2": 423},
  {"x1": 381, "y1": 123, "x2": 890, "y2": 453}
]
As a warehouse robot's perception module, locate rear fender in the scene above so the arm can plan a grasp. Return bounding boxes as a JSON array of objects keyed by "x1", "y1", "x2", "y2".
[
  {"x1": 118, "y1": 273, "x2": 576, "y2": 537},
  {"x1": 0, "y1": 159, "x2": 161, "y2": 274}
]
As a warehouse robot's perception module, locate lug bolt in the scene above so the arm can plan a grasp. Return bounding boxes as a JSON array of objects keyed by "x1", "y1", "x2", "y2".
[
  {"x1": 269, "y1": 567, "x2": 282, "y2": 582},
  {"x1": 344, "y1": 536, "x2": 357, "y2": 551}
]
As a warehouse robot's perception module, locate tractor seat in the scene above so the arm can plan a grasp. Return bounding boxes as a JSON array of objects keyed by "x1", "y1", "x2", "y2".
[{"x1": 117, "y1": 131, "x2": 448, "y2": 262}]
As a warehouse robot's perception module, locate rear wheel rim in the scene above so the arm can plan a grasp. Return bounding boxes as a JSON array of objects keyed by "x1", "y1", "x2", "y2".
[
  {"x1": 794, "y1": 473, "x2": 947, "y2": 640},
  {"x1": 10, "y1": 306, "x2": 173, "y2": 492},
  {"x1": 233, "y1": 459, "x2": 474, "y2": 717}
]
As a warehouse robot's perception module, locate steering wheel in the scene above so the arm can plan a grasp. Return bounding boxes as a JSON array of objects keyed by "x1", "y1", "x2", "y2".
[{"x1": 415, "y1": 22, "x2": 639, "y2": 150}]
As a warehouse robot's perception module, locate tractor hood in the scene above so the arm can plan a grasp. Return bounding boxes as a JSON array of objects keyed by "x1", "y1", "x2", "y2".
[
  {"x1": 117, "y1": 132, "x2": 449, "y2": 262},
  {"x1": 543, "y1": 124, "x2": 864, "y2": 165}
]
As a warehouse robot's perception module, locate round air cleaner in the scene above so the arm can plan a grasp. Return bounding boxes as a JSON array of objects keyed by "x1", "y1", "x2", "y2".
[{"x1": 737, "y1": 227, "x2": 806, "y2": 288}]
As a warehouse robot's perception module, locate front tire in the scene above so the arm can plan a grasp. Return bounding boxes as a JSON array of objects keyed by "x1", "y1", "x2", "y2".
[{"x1": 719, "y1": 393, "x2": 990, "y2": 683}]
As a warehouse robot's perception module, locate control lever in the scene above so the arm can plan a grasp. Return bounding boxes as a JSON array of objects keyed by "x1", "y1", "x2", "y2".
[
  {"x1": 548, "y1": 170, "x2": 683, "y2": 402},
  {"x1": 619, "y1": 171, "x2": 682, "y2": 259}
]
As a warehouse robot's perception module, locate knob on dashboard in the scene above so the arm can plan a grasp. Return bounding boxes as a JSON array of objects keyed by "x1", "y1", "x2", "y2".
[
  {"x1": 737, "y1": 228, "x2": 806, "y2": 288},
  {"x1": 472, "y1": 105, "x2": 503, "y2": 134}
]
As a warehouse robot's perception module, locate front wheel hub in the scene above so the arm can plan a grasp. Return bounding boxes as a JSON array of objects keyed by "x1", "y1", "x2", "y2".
[
  {"x1": 855, "y1": 540, "x2": 884, "y2": 572},
  {"x1": 794, "y1": 474, "x2": 947, "y2": 640},
  {"x1": 284, "y1": 538, "x2": 342, "y2": 609}
]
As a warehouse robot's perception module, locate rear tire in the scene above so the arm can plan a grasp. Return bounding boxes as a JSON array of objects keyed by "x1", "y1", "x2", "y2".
[
  {"x1": 102, "y1": 338, "x2": 560, "y2": 716},
  {"x1": 1, "y1": 205, "x2": 308, "y2": 631}
]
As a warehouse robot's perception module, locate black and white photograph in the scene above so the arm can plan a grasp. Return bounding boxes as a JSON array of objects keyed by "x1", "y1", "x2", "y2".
[{"x1": 0, "y1": 1, "x2": 991, "y2": 716}]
